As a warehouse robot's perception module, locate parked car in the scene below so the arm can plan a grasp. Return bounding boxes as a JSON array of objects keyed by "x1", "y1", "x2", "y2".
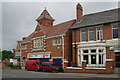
[
  {"x1": 41, "y1": 62, "x2": 63, "y2": 72},
  {"x1": 25, "y1": 60, "x2": 42, "y2": 71}
]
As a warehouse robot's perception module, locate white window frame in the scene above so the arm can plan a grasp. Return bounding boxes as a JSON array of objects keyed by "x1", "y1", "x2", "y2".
[
  {"x1": 112, "y1": 23, "x2": 119, "y2": 40},
  {"x1": 53, "y1": 38, "x2": 61, "y2": 45},
  {"x1": 80, "y1": 29, "x2": 86, "y2": 42},
  {"x1": 34, "y1": 38, "x2": 43, "y2": 48},
  {"x1": 88, "y1": 28, "x2": 94, "y2": 42},
  {"x1": 78, "y1": 47, "x2": 106, "y2": 67},
  {"x1": 96, "y1": 27, "x2": 103, "y2": 41},
  {"x1": 22, "y1": 44, "x2": 26, "y2": 49}
]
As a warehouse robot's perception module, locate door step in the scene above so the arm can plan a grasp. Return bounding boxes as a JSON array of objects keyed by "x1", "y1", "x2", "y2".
[{"x1": 113, "y1": 68, "x2": 120, "y2": 74}]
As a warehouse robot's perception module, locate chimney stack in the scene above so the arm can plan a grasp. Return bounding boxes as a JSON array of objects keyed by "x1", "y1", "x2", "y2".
[{"x1": 76, "y1": 3, "x2": 83, "y2": 22}]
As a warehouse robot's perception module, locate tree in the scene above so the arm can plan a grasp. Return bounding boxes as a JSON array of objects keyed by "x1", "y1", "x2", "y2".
[{"x1": 2, "y1": 50, "x2": 13, "y2": 60}]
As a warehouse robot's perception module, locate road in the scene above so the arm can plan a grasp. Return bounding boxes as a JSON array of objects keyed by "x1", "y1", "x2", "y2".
[{"x1": 2, "y1": 69, "x2": 119, "y2": 80}]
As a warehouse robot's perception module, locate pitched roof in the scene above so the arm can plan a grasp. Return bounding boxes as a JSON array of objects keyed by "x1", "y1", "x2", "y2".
[
  {"x1": 22, "y1": 33, "x2": 34, "y2": 42},
  {"x1": 46, "y1": 19, "x2": 76, "y2": 38},
  {"x1": 36, "y1": 9, "x2": 55, "y2": 21},
  {"x1": 71, "y1": 8, "x2": 120, "y2": 29}
]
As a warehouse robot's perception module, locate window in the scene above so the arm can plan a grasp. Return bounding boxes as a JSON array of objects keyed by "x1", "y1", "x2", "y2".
[
  {"x1": 97, "y1": 27, "x2": 102, "y2": 40},
  {"x1": 53, "y1": 38, "x2": 61, "y2": 45},
  {"x1": 78, "y1": 48, "x2": 105, "y2": 66},
  {"x1": 91, "y1": 49, "x2": 96, "y2": 53},
  {"x1": 99, "y1": 54, "x2": 103, "y2": 64},
  {"x1": 81, "y1": 30, "x2": 86, "y2": 42},
  {"x1": 112, "y1": 24, "x2": 119, "y2": 39},
  {"x1": 22, "y1": 44, "x2": 26, "y2": 49},
  {"x1": 83, "y1": 50, "x2": 88, "y2": 53},
  {"x1": 83, "y1": 55, "x2": 88, "y2": 64},
  {"x1": 89, "y1": 28, "x2": 94, "y2": 41},
  {"x1": 34, "y1": 38, "x2": 43, "y2": 48},
  {"x1": 53, "y1": 39, "x2": 57, "y2": 45},
  {"x1": 91, "y1": 55, "x2": 96, "y2": 64}
]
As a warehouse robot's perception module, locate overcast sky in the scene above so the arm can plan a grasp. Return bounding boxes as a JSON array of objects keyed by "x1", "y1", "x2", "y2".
[{"x1": 1, "y1": 2, "x2": 119, "y2": 51}]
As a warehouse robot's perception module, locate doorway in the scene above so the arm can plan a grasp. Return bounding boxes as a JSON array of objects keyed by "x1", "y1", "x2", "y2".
[{"x1": 115, "y1": 52, "x2": 120, "y2": 68}]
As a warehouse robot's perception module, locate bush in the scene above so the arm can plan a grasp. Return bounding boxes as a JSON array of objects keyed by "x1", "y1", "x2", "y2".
[
  {"x1": 6, "y1": 63, "x2": 13, "y2": 67},
  {"x1": 11, "y1": 66, "x2": 21, "y2": 69}
]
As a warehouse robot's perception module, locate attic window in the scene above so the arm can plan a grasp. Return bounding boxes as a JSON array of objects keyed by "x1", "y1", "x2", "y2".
[
  {"x1": 41, "y1": 14, "x2": 43, "y2": 15},
  {"x1": 47, "y1": 14, "x2": 49, "y2": 16}
]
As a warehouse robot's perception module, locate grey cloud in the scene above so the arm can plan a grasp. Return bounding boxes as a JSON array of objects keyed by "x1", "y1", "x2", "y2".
[{"x1": 2, "y1": 2, "x2": 118, "y2": 50}]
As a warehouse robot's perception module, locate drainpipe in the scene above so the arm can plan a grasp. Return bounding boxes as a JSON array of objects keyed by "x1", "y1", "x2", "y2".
[
  {"x1": 62, "y1": 35, "x2": 64, "y2": 69},
  {"x1": 74, "y1": 30, "x2": 76, "y2": 66}
]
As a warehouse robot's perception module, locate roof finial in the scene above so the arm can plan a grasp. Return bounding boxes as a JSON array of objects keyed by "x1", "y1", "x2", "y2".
[{"x1": 45, "y1": 7, "x2": 46, "y2": 10}]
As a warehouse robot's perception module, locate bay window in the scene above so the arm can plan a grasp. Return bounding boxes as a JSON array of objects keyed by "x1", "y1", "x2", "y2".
[{"x1": 78, "y1": 47, "x2": 105, "y2": 67}]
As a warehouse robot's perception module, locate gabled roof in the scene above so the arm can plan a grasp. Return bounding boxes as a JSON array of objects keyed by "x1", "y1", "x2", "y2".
[
  {"x1": 37, "y1": 23, "x2": 51, "y2": 35},
  {"x1": 22, "y1": 33, "x2": 34, "y2": 42},
  {"x1": 46, "y1": 19, "x2": 76, "y2": 38},
  {"x1": 36, "y1": 9, "x2": 55, "y2": 21},
  {"x1": 71, "y1": 8, "x2": 120, "y2": 29}
]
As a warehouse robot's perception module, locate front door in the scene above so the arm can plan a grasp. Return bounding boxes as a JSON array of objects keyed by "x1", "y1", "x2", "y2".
[{"x1": 115, "y1": 52, "x2": 120, "y2": 68}]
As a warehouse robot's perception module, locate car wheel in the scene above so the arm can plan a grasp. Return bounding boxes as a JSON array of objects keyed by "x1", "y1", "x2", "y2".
[
  {"x1": 52, "y1": 69, "x2": 56, "y2": 73},
  {"x1": 35, "y1": 68, "x2": 38, "y2": 71},
  {"x1": 26, "y1": 68, "x2": 29, "y2": 71},
  {"x1": 42, "y1": 68, "x2": 45, "y2": 72}
]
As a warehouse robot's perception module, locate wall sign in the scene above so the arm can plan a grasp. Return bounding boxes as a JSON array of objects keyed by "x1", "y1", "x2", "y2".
[
  {"x1": 110, "y1": 46, "x2": 120, "y2": 50},
  {"x1": 27, "y1": 53, "x2": 50, "y2": 58}
]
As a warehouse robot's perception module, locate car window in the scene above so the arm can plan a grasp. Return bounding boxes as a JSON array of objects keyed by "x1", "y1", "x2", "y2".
[
  {"x1": 36, "y1": 62, "x2": 41, "y2": 65},
  {"x1": 33, "y1": 63, "x2": 36, "y2": 66}
]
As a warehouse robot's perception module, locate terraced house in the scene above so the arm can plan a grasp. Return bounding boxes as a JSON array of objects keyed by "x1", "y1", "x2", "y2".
[
  {"x1": 64, "y1": 3, "x2": 120, "y2": 73},
  {"x1": 14, "y1": 3, "x2": 120, "y2": 73}
]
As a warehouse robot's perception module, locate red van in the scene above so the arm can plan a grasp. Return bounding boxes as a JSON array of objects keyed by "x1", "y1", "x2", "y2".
[
  {"x1": 41, "y1": 62, "x2": 63, "y2": 72},
  {"x1": 25, "y1": 60, "x2": 42, "y2": 71}
]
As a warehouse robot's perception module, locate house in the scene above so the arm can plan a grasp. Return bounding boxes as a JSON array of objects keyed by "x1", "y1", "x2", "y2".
[
  {"x1": 64, "y1": 3, "x2": 120, "y2": 73},
  {"x1": 13, "y1": 40, "x2": 22, "y2": 66},
  {"x1": 19, "y1": 8, "x2": 76, "y2": 68}
]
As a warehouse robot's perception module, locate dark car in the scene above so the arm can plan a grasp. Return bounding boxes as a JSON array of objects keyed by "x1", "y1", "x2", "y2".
[{"x1": 41, "y1": 62, "x2": 62, "y2": 72}]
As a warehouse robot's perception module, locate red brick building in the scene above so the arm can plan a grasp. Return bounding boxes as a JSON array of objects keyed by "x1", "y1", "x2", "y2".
[
  {"x1": 17, "y1": 9, "x2": 75, "y2": 68},
  {"x1": 13, "y1": 41, "x2": 22, "y2": 66},
  {"x1": 14, "y1": 3, "x2": 120, "y2": 73},
  {"x1": 64, "y1": 3, "x2": 120, "y2": 73}
]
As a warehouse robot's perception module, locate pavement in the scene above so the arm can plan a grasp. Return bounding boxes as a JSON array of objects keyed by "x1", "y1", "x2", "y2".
[{"x1": 1, "y1": 69, "x2": 120, "y2": 79}]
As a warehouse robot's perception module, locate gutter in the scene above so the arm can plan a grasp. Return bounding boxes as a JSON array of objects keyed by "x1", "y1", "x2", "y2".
[
  {"x1": 45, "y1": 34, "x2": 66, "y2": 40},
  {"x1": 62, "y1": 35, "x2": 65, "y2": 69}
]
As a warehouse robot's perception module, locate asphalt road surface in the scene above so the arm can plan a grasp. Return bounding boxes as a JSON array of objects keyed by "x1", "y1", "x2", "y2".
[{"x1": 2, "y1": 69, "x2": 119, "y2": 80}]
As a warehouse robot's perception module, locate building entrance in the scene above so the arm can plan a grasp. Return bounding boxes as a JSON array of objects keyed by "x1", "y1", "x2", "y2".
[{"x1": 115, "y1": 52, "x2": 120, "y2": 68}]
